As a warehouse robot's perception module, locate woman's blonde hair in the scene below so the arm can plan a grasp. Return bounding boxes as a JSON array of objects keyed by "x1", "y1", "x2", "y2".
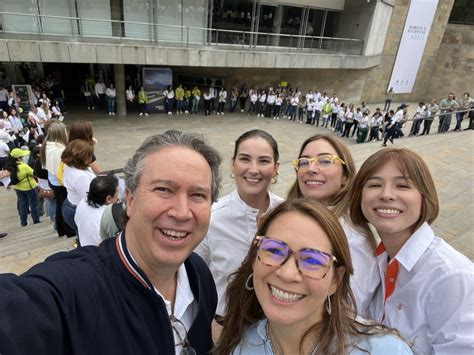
[
  {"x1": 287, "y1": 134, "x2": 356, "y2": 218},
  {"x1": 350, "y1": 148, "x2": 439, "y2": 239}
]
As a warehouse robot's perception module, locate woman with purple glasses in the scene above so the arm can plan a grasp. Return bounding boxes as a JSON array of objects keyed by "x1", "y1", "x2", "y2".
[{"x1": 215, "y1": 199, "x2": 411, "y2": 355}]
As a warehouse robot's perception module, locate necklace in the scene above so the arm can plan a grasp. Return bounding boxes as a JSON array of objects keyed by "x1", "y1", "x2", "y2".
[{"x1": 265, "y1": 322, "x2": 320, "y2": 354}]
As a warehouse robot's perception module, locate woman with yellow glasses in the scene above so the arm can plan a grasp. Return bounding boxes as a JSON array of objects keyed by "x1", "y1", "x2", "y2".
[{"x1": 287, "y1": 134, "x2": 378, "y2": 317}]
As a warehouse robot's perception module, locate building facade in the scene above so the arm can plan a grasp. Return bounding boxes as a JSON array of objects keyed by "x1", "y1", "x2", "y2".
[{"x1": 0, "y1": 0, "x2": 472, "y2": 110}]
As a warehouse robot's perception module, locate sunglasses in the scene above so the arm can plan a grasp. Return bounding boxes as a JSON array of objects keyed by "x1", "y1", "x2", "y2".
[
  {"x1": 292, "y1": 155, "x2": 345, "y2": 171},
  {"x1": 170, "y1": 315, "x2": 196, "y2": 355},
  {"x1": 255, "y1": 236, "x2": 337, "y2": 280}
]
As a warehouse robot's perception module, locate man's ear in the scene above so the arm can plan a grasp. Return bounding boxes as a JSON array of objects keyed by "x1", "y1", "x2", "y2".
[{"x1": 125, "y1": 188, "x2": 134, "y2": 218}]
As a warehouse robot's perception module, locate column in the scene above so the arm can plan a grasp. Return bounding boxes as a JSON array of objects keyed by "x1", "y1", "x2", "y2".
[
  {"x1": 271, "y1": 5, "x2": 283, "y2": 47},
  {"x1": 114, "y1": 64, "x2": 126, "y2": 115}
]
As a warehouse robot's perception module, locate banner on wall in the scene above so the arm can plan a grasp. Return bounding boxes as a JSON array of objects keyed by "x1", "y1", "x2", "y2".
[
  {"x1": 142, "y1": 68, "x2": 173, "y2": 113},
  {"x1": 388, "y1": 0, "x2": 439, "y2": 94}
]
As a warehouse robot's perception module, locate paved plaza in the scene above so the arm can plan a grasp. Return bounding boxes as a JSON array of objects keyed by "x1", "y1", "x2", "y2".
[{"x1": 1, "y1": 107, "x2": 473, "y2": 274}]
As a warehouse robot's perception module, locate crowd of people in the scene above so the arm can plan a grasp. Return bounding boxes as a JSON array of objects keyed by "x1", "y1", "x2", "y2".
[
  {"x1": 0, "y1": 123, "x2": 472, "y2": 354},
  {"x1": 91, "y1": 80, "x2": 474, "y2": 147}
]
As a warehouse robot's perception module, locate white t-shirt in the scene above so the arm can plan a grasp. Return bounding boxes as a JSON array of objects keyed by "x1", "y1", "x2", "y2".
[
  {"x1": 75, "y1": 198, "x2": 106, "y2": 246},
  {"x1": 63, "y1": 165, "x2": 96, "y2": 205}
]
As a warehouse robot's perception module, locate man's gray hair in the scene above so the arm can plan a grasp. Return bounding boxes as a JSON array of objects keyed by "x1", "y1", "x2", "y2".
[{"x1": 124, "y1": 130, "x2": 222, "y2": 202}]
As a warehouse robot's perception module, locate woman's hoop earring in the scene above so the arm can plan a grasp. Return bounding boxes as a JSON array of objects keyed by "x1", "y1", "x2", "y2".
[
  {"x1": 326, "y1": 295, "x2": 332, "y2": 315},
  {"x1": 245, "y1": 273, "x2": 254, "y2": 291},
  {"x1": 272, "y1": 175, "x2": 278, "y2": 184},
  {"x1": 230, "y1": 172, "x2": 235, "y2": 179}
]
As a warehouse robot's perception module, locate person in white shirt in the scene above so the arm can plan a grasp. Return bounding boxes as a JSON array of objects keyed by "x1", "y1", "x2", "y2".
[
  {"x1": 409, "y1": 102, "x2": 426, "y2": 136},
  {"x1": 287, "y1": 134, "x2": 379, "y2": 317},
  {"x1": 61, "y1": 139, "x2": 96, "y2": 236},
  {"x1": 105, "y1": 83, "x2": 117, "y2": 116},
  {"x1": 356, "y1": 111, "x2": 370, "y2": 144},
  {"x1": 350, "y1": 148, "x2": 474, "y2": 355},
  {"x1": 382, "y1": 104, "x2": 408, "y2": 146},
  {"x1": 163, "y1": 86, "x2": 174, "y2": 115},
  {"x1": 368, "y1": 108, "x2": 384, "y2": 142},
  {"x1": 75, "y1": 175, "x2": 119, "y2": 247},
  {"x1": 125, "y1": 85, "x2": 135, "y2": 115},
  {"x1": 217, "y1": 87, "x2": 227, "y2": 115},
  {"x1": 352, "y1": 107, "x2": 363, "y2": 138},
  {"x1": 257, "y1": 90, "x2": 266, "y2": 117},
  {"x1": 274, "y1": 94, "x2": 283, "y2": 119},
  {"x1": 248, "y1": 90, "x2": 258, "y2": 115},
  {"x1": 94, "y1": 79, "x2": 106, "y2": 111},
  {"x1": 195, "y1": 129, "x2": 283, "y2": 339},
  {"x1": 265, "y1": 91, "x2": 276, "y2": 118},
  {"x1": 289, "y1": 93, "x2": 298, "y2": 121}
]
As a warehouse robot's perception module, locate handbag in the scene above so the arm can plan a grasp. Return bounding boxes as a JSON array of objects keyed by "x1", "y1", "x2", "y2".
[{"x1": 38, "y1": 187, "x2": 54, "y2": 199}]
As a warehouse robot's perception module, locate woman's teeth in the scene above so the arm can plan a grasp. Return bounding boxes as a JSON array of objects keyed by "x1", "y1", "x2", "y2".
[{"x1": 270, "y1": 285, "x2": 305, "y2": 302}]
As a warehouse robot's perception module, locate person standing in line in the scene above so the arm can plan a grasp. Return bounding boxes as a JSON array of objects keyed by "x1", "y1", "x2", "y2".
[
  {"x1": 273, "y1": 93, "x2": 282, "y2": 120},
  {"x1": 0, "y1": 85, "x2": 9, "y2": 113},
  {"x1": 463, "y1": 93, "x2": 474, "y2": 130},
  {"x1": 230, "y1": 86, "x2": 238, "y2": 113},
  {"x1": 438, "y1": 93, "x2": 457, "y2": 133},
  {"x1": 257, "y1": 90, "x2": 267, "y2": 118},
  {"x1": 265, "y1": 90, "x2": 276, "y2": 118},
  {"x1": 357, "y1": 110, "x2": 370, "y2": 144},
  {"x1": 249, "y1": 89, "x2": 258, "y2": 115},
  {"x1": 163, "y1": 85, "x2": 175, "y2": 115},
  {"x1": 384, "y1": 87, "x2": 394, "y2": 111},
  {"x1": 239, "y1": 84, "x2": 248, "y2": 112},
  {"x1": 368, "y1": 108, "x2": 384, "y2": 142},
  {"x1": 409, "y1": 102, "x2": 426, "y2": 136},
  {"x1": 351, "y1": 107, "x2": 362, "y2": 137},
  {"x1": 125, "y1": 85, "x2": 135, "y2": 115},
  {"x1": 322, "y1": 99, "x2": 332, "y2": 128},
  {"x1": 105, "y1": 83, "x2": 116, "y2": 116},
  {"x1": 289, "y1": 92, "x2": 298, "y2": 121},
  {"x1": 210, "y1": 86, "x2": 217, "y2": 113},
  {"x1": 137, "y1": 86, "x2": 148, "y2": 117},
  {"x1": 175, "y1": 84, "x2": 185, "y2": 115},
  {"x1": 184, "y1": 86, "x2": 191, "y2": 114},
  {"x1": 420, "y1": 99, "x2": 438, "y2": 135},
  {"x1": 94, "y1": 79, "x2": 106, "y2": 111},
  {"x1": 217, "y1": 87, "x2": 227, "y2": 115},
  {"x1": 203, "y1": 90, "x2": 212, "y2": 116},
  {"x1": 455, "y1": 92, "x2": 471, "y2": 131},
  {"x1": 191, "y1": 85, "x2": 201, "y2": 114},
  {"x1": 83, "y1": 76, "x2": 95, "y2": 111}
]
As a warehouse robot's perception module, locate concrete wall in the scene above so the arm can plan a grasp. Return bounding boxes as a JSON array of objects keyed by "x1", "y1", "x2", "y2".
[
  {"x1": 425, "y1": 23, "x2": 474, "y2": 100},
  {"x1": 363, "y1": 1, "x2": 394, "y2": 56},
  {"x1": 360, "y1": 0, "x2": 456, "y2": 104},
  {"x1": 0, "y1": 39, "x2": 380, "y2": 70},
  {"x1": 337, "y1": 0, "x2": 377, "y2": 40}
]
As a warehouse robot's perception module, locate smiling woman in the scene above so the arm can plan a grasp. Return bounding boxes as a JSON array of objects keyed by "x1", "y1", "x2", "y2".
[
  {"x1": 287, "y1": 134, "x2": 379, "y2": 318},
  {"x1": 349, "y1": 148, "x2": 474, "y2": 354},
  {"x1": 195, "y1": 129, "x2": 284, "y2": 325},
  {"x1": 215, "y1": 199, "x2": 412, "y2": 355}
]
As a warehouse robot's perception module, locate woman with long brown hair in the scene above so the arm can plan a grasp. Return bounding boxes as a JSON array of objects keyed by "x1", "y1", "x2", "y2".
[
  {"x1": 215, "y1": 199, "x2": 411, "y2": 355},
  {"x1": 68, "y1": 120, "x2": 100, "y2": 174}
]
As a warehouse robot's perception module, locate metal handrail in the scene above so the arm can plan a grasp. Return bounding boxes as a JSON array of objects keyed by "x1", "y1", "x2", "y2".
[{"x1": 0, "y1": 11, "x2": 363, "y2": 54}]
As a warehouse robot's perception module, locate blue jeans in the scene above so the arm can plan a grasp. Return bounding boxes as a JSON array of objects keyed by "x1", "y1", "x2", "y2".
[
  {"x1": 192, "y1": 98, "x2": 199, "y2": 113},
  {"x1": 16, "y1": 188, "x2": 40, "y2": 226},
  {"x1": 166, "y1": 98, "x2": 174, "y2": 113},
  {"x1": 62, "y1": 199, "x2": 78, "y2": 235},
  {"x1": 44, "y1": 197, "x2": 56, "y2": 224},
  {"x1": 107, "y1": 97, "x2": 116, "y2": 113},
  {"x1": 455, "y1": 112, "x2": 464, "y2": 130}
]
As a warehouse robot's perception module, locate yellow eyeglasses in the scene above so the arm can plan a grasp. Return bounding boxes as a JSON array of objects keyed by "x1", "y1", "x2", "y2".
[{"x1": 292, "y1": 155, "x2": 346, "y2": 171}]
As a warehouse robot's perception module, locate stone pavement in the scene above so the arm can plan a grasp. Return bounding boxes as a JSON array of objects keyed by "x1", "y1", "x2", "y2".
[{"x1": 1, "y1": 105, "x2": 473, "y2": 274}]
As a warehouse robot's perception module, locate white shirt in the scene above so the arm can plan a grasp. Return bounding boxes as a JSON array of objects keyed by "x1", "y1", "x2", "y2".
[
  {"x1": 340, "y1": 217, "x2": 379, "y2": 318},
  {"x1": 63, "y1": 165, "x2": 96, "y2": 205},
  {"x1": 75, "y1": 198, "x2": 106, "y2": 246},
  {"x1": 94, "y1": 82, "x2": 106, "y2": 95},
  {"x1": 106, "y1": 88, "x2": 116, "y2": 98},
  {"x1": 250, "y1": 93, "x2": 258, "y2": 103},
  {"x1": 266, "y1": 94, "x2": 276, "y2": 105},
  {"x1": 368, "y1": 223, "x2": 474, "y2": 355},
  {"x1": 0, "y1": 141, "x2": 9, "y2": 158},
  {"x1": 258, "y1": 93, "x2": 267, "y2": 103},
  {"x1": 154, "y1": 264, "x2": 197, "y2": 355},
  {"x1": 218, "y1": 90, "x2": 227, "y2": 102},
  {"x1": 195, "y1": 189, "x2": 283, "y2": 316}
]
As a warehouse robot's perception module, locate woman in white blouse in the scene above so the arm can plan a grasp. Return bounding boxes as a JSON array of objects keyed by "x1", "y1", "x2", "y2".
[
  {"x1": 350, "y1": 148, "x2": 473, "y2": 354},
  {"x1": 195, "y1": 129, "x2": 283, "y2": 336},
  {"x1": 105, "y1": 83, "x2": 116, "y2": 116}
]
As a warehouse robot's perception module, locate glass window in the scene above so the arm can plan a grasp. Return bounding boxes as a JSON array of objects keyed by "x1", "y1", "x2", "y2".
[
  {"x1": 323, "y1": 11, "x2": 340, "y2": 37},
  {"x1": 448, "y1": 0, "x2": 474, "y2": 24},
  {"x1": 212, "y1": 0, "x2": 254, "y2": 32},
  {"x1": 77, "y1": 0, "x2": 112, "y2": 38},
  {"x1": 280, "y1": 5, "x2": 302, "y2": 35},
  {"x1": 306, "y1": 9, "x2": 324, "y2": 37},
  {"x1": 124, "y1": 0, "x2": 153, "y2": 40}
]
